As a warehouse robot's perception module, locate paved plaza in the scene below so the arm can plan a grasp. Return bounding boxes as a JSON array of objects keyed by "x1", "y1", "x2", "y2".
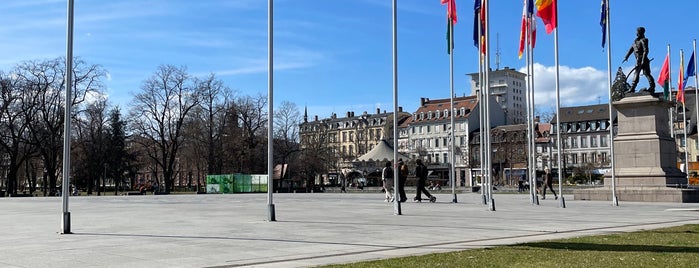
[{"x1": 1, "y1": 192, "x2": 698, "y2": 268}]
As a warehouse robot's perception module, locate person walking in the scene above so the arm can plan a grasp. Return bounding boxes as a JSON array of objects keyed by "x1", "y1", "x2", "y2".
[
  {"x1": 397, "y1": 159, "x2": 408, "y2": 203},
  {"x1": 542, "y1": 167, "x2": 558, "y2": 200},
  {"x1": 413, "y1": 159, "x2": 436, "y2": 202},
  {"x1": 382, "y1": 161, "x2": 394, "y2": 202}
]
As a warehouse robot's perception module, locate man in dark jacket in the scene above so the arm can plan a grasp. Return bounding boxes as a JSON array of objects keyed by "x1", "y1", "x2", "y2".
[{"x1": 413, "y1": 159, "x2": 436, "y2": 202}]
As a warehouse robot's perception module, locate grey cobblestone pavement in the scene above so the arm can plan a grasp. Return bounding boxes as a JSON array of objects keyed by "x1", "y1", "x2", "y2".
[{"x1": 1, "y1": 192, "x2": 698, "y2": 267}]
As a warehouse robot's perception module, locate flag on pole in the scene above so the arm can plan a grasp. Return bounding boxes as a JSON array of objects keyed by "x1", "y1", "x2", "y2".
[
  {"x1": 518, "y1": 0, "x2": 536, "y2": 59},
  {"x1": 535, "y1": 0, "x2": 557, "y2": 34},
  {"x1": 473, "y1": 0, "x2": 481, "y2": 48},
  {"x1": 678, "y1": 52, "x2": 686, "y2": 104},
  {"x1": 658, "y1": 53, "x2": 671, "y2": 100},
  {"x1": 686, "y1": 51, "x2": 695, "y2": 84},
  {"x1": 442, "y1": 0, "x2": 457, "y2": 54},
  {"x1": 600, "y1": 0, "x2": 607, "y2": 48}
]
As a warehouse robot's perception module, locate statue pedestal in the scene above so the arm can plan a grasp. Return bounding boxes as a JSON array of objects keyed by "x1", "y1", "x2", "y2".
[{"x1": 574, "y1": 94, "x2": 699, "y2": 202}]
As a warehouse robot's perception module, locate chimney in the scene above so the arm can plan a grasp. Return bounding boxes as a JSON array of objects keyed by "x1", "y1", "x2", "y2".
[
  {"x1": 351, "y1": 111, "x2": 355, "y2": 117},
  {"x1": 314, "y1": 115, "x2": 318, "y2": 121},
  {"x1": 346, "y1": 111, "x2": 351, "y2": 118},
  {"x1": 331, "y1": 113, "x2": 337, "y2": 119},
  {"x1": 420, "y1": 97, "x2": 426, "y2": 106},
  {"x1": 398, "y1": 106, "x2": 403, "y2": 112},
  {"x1": 376, "y1": 108, "x2": 381, "y2": 114},
  {"x1": 535, "y1": 116, "x2": 540, "y2": 123}
]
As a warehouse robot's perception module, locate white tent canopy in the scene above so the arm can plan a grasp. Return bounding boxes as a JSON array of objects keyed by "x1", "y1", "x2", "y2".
[{"x1": 355, "y1": 140, "x2": 409, "y2": 162}]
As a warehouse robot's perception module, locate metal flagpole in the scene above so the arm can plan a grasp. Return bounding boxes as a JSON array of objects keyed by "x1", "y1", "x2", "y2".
[
  {"x1": 668, "y1": 44, "x2": 674, "y2": 140},
  {"x1": 526, "y1": 2, "x2": 538, "y2": 205},
  {"x1": 605, "y1": 0, "x2": 618, "y2": 206},
  {"x1": 266, "y1": 0, "x2": 276, "y2": 221},
  {"x1": 554, "y1": 13, "x2": 565, "y2": 209},
  {"x1": 478, "y1": 10, "x2": 486, "y2": 206},
  {"x1": 694, "y1": 40, "x2": 698, "y2": 164},
  {"x1": 392, "y1": 0, "x2": 402, "y2": 215},
  {"x1": 61, "y1": 0, "x2": 75, "y2": 234},
  {"x1": 449, "y1": 8, "x2": 457, "y2": 204},
  {"x1": 681, "y1": 49, "x2": 689, "y2": 176},
  {"x1": 484, "y1": 0, "x2": 494, "y2": 211},
  {"x1": 694, "y1": 40, "x2": 698, "y2": 177}
]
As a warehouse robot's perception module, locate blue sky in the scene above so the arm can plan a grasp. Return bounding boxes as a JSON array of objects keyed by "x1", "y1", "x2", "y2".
[{"x1": 1, "y1": 0, "x2": 698, "y2": 119}]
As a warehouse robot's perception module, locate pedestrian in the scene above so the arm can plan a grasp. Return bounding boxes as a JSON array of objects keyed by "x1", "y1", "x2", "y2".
[
  {"x1": 413, "y1": 159, "x2": 436, "y2": 202},
  {"x1": 518, "y1": 173, "x2": 526, "y2": 192},
  {"x1": 382, "y1": 161, "x2": 394, "y2": 202},
  {"x1": 542, "y1": 167, "x2": 558, "y2": 200},
  {"x1": 397, "y1": 159, "x2": 408, "y2": 202}
]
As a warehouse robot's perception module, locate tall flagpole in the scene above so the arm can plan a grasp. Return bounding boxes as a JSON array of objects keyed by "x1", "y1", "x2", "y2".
[
  {"x1": 694, "y1": 40, "x2": 698, "y2": 173},
  {"x1": 526, "y1": 2, "x2": 538, "y2": 205},
  {"x1": 449, "y1": 8, "x2": 457, "y2": 204},
  {"x1": 266, "y1": 0, "x2": 276, "y2": 221},
  {"x1": 553, "y1": 7, "x2": 565, "y2": 209},
  {"x1": 478, "y1": 8, "x2": 486, "y2": 206},
  {"x1": 605, "y1": 0, "x2": 618, "y2": 206},
  {"x1": 681, "y1": 49, "x2": 689, "y2": 177},
  {"x1": 392, "y1": 0, "x2": 402, "y2": 215},
  {"x1": 669, "y1": 44, "x2": 673, "y2": 141},
  {"x1": 484, "y1": 0, "x2": 495, "y2": 211},
  {"x1": 61, "y1": 0, "x2": 75, "y2": 234}
]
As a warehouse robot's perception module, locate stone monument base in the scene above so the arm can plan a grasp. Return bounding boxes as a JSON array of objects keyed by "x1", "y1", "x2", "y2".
[
  {"x1": 573, "y1": 93, "x2": 699, "y2": 202},
  {"x1": 574, "y1": 185, "x2": 699, "y2": 202}
]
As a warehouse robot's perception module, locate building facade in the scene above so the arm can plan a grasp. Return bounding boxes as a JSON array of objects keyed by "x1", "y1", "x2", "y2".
[
  {"x1": 299, "y1": 108, "x2": 410, "y2": 185},
  {"x1": 398, "y1": 95, "x2": 506, "y2": 187},
  {"x1": 551, "y1": 104, "x2": 615, "y2": 178},
  {"x1": 468, "y1": 67, "x2": 527, "y2": 124}
]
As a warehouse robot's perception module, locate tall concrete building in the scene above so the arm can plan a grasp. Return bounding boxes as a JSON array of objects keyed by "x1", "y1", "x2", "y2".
[{"x1": 468, "y1": 67, "x2": 527, "y2": 124}]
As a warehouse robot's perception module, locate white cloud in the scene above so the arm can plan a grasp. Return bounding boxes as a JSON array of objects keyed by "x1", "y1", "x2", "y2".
[{"x1": 520, "y1": 63, "x2": 610, "y2": 111}]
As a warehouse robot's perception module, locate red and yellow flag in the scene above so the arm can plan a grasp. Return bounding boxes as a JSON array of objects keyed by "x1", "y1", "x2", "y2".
[
  {"x1": 678, "y1": 53, "x2": 685, "y2": 104},
  {"x1": 535, "y1": 0, "x2": 557, "y2": 34}
]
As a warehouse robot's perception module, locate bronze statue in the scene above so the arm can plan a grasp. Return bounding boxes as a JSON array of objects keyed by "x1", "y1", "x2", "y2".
[{"x1": 623, "y1": 27, "x2": 655, "y2": 93}]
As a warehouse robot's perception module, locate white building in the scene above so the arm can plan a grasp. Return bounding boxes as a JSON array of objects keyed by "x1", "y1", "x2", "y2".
[
  {"x1": 398, "y1": 95, "x2": 506, "y2": 186},
  {"x1": 468, "y1": 67, "x2": 527, "y2": 124}
]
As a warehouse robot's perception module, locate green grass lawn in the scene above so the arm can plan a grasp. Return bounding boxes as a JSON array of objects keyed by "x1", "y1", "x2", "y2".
[{"x1": 322, "y1": 224, "x2": 699, "y2": 268}]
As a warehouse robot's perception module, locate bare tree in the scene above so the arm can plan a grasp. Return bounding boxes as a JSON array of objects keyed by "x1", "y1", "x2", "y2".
[
  {"x1": 231, "y1": 94, "x2": 268, "y2": 174},
  {"x1": 0, "y1": 71, "x2": 35, "y2": 196},
  {"x1": 17, "y1": 58, "x2": 105, "y2": 195},
  {"x1": 129, "y1": 65, "x2": 201, "y2": 193},
  {"x1": 72, "y1": 98, "x2": 108, "y2": 195},
  {"x1": 274, "y1": 101, "x2": 301, "y2": 188}
]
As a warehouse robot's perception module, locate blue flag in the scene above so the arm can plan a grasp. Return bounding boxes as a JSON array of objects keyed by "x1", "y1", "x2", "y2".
[
  {"x1": 600, "y1": 0, "x2": 607, "y2": 48},
  {"x1": 473, "y1": 0, "x2": 481, "y2": 48},
  {"x1": 686, "y1": 51, "x2": 695, "y2": 84}
]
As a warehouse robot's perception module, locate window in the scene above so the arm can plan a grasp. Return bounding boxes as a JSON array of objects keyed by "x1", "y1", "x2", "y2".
[
  {"x1": 443, "y1": 137, "x2": 448, "y2": 146},
  {"x1": 591, "y1": 135, "x2": 597, "y2": 147},
  {"x1": 443, "y1": 153, "x2": 448, "y2": 163},
  {"x1": 601, "y1": 152, "x2": 608, "y2": 163},
  {"x1": 427, "y1": 125, "x2": 431, "y2": 133},
  {"x1": 571, "y1": 137, "x2": 578, "y2": 148},
  {"x1": 581, "y1": 153, "x2": 587, "y2": 163},
  {"x1": 601, "y1": 135, "x2": 608, "y2": 147},
  {"x1": 571, "y1": 154, "x2": 578, "y2": 164},
  {"x1": 436, "y1": 110, "x2": 441, "y2": 118},
  {"x1": 435, "y1": 138, "x2": 440, "y2": 148},
  {"x1": 581, "y1": 136, "x2": 587, "y2": 148},
  {"x1": 443, "y1": 124, "x2": 448, "y2": 131}
]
